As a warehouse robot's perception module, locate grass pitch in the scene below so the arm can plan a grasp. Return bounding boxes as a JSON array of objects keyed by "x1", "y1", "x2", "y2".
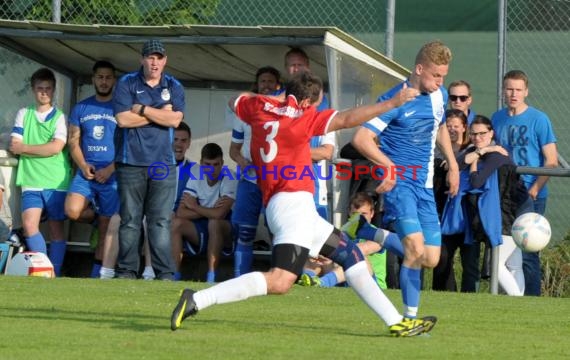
[{"x1": 1, "y1": 276, "x2": 568, "y2": 359}]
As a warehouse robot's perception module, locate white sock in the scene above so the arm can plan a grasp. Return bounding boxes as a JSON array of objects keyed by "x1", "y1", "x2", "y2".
[
  {"x1": 498, "y1": 235, "x2": 524, "y2": 296},
  {"x1": 194, "y1": 272, "x2": 267, "y2": 311},
  {"x1": 142, "y1": 266, "x2": 155, "y2": 280},
  {"x1": 344, "y1": 261, "x2": 402, "y2": 326},
  {"x1": 99, "y1": 267, "x2": 115, "y2": 279},
  {"x1": 507, "y1": 248, "x2": 525, "y2": 294}
]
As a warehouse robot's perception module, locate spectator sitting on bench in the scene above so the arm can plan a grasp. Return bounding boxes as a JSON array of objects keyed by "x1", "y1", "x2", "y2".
[{"x1": 171, "y1": 143, "x2": 237, "y2": 283}]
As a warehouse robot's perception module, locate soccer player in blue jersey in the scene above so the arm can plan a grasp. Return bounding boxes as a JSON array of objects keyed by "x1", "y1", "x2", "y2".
[
  {"x1": 491, "y1": 70, "x2": 558, "y2": 296},
  {"x1": 170, "y1": 122, "x2": 196, "y2": 280},
  {"x1": 230, "y1": 66, "x2": 281, "y2": 278},
  {"x1": 284, "y1": 48, "x2": 336, "y2": 219},
  {"x1": 113, "y1": 39, "x2": 185, "y2": 280},
  {"x1": 65, "y1": 60, "x2": 119, "y2": 279},
  {"x1": 352, "y1": 41, "x2": 459, "y2": 321}
]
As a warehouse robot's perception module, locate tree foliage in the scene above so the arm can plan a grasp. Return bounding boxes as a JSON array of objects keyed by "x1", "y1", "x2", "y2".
[{"x1": 3, "y1": 0, "x2": 221, "y2": 25}]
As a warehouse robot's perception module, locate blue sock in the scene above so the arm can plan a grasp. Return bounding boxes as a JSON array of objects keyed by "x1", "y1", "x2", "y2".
[
  {"x1": 383, "y1": 233, "x2": 404, "y2": 258},
  {"x1": 26, "y1": 232, "x2": 47, "y2": 254},
  {"x1": 319, "y1": 272, "x2": 339, "y2": 288},
  {"x1": 400, "y1": 266, "x2": 421, "y2": 318},
  {"x1": 234, "y1": 242, "x2": 253, "y2": 277},
  {"x1": 48, "y1": 240, "x2": 66, "y2": 277},
  {"x1": 356, "y1": 222, "x2": 377, "y2": 240},
  {"x1": 90, "y1": 261, "x2": 102, "y2": 278},
  {"x1": 206, "y1": 270, "x2": 215, "y2": 283},
  {"x1": 174, "y1": 271, "x2": 182, "y2": 281},
  {"x1": 303, "y1": 269, "x2": 317, "y2": 277},
  {"x1": 234, "y1": 225, "x2": 256, "y2": 277}
]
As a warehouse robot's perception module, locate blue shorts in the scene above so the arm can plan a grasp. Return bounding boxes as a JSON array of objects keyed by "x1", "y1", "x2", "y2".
[
  {"x1": 231, "y1": 180, "x2": 263, "y2": 226},
  {"x1": 22, "y1": 190, "x2": 67, "y2": 221},
  {"x1": 68, "y1": 172, "x2": 119, "y2": 216},
  {"x1": 184, "y1": 217, "x2": 236, "y2": 256},
  {"x1": 383, "y1": 182, "x2": 441, "y2": 246}
]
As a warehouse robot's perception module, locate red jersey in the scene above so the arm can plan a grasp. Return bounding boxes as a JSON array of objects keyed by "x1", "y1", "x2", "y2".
[{"x1": 235, "y1": 94, "x2": 337, "y2": 205}]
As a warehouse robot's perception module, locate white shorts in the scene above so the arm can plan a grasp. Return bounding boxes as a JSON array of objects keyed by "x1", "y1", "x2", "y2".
[{"x1": 266, "y1": 191, "x2": 334, "y2": 257}]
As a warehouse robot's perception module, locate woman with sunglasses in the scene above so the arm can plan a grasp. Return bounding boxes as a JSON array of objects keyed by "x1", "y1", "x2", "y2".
[{"x1": 443, "y1": 115, "x2": 533, "y2": 296}]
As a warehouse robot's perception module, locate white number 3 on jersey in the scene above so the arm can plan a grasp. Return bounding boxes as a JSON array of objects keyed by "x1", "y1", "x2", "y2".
[{"x1": 260, "y1": 121, "x2": 279, "y2": 163}]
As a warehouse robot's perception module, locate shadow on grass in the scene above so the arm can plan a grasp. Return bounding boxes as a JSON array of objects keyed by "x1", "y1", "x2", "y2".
[
  {"x1": 0, "y1": 305, "x2": 167, "y2": 332},
  {"x1": 0, "y1": 304, "x2": 396, "y2": 337},
  {"x1": 171, "y1": 316, "x2": 392, "y2": 338}
]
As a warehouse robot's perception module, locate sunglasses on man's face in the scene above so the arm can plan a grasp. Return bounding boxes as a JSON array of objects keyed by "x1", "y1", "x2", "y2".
[{"x1": 449, "y1": 95, "x2": 469, "y2": 102}]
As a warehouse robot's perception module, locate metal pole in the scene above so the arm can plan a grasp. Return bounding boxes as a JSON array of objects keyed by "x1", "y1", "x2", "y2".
[
  {"x1": 52, "y1": 0, "x2": 61, "y2": 23},
  {"x1": 497, "y1": 0, "x2": 507, "y2": 110},
  {"x1": 384, "y1": 0, "x2": 395, "y2": 59},
  {"x1": 490, "y1": 0, "x2": 508, "y2": 295},
  {"x1": 490, "y1": 246, "x2": 500, "y2": 295}
]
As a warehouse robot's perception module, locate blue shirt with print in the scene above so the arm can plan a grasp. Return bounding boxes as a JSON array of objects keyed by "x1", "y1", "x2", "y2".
[
  {"x1": 492, "y1": 106, "x2": 556, "y2": 199},
  {"x1": 69, "y1": 96, "x2": 116, "y2": 169}
]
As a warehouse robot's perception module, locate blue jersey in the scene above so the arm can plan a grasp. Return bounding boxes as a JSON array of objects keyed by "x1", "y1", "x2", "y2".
[
  {"x1": 467, "y1": 108, "x2": 476, "y2": 125},
  {"x1": 310, "y1": 94, "x2": 333, "y2": 206},
  {"x1": 363, "y1": 81, "x2": 447, "y2": 188},
  {"x1": 69, "y1": 96, "x2": 116, "y2": 169},
  {"x1": 113, "y1": 68, "x2": 185, "y2": 166},
  {"x1": 174, "y1": 159, "x2": 194, "y2": 211},
  {"x1": 491, "y1": 106, "x2": 557, "y2": 199}
]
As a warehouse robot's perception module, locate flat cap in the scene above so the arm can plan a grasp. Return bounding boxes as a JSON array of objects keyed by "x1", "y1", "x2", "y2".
[{"x1": 142, "y1": 39, "x2": 166, "y2": 57}]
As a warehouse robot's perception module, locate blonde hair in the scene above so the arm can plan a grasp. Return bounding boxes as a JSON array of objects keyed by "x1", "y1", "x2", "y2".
[{"x1": 415, "y1": 40, "x2": 452, "y2": 66}]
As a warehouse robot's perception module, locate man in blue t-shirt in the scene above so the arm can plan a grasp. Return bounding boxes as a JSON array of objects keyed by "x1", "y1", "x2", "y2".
[
  {"x1": 113, "y1": 39, "x2": 185, "y2": 280},
  {"x1": 492, "y1": 69, "x2": 558, "y2": 296},
  {"x1": 171, "y1": 121, "x2": 193, "y2": 280},
  {"x1": 65, "y1": 60, "x2": 119, "y2": 279},
  {"x1": 230, "y1": 66, "x2": 281, "y2": 278},
  {"x1": 352, "y1": 41, "x2": 459, "y2": 324}
]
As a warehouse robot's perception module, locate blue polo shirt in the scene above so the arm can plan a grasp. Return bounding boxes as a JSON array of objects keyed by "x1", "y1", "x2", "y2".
[{"x1": 113, "y1": 68, "x2": 185, "y2": 166}]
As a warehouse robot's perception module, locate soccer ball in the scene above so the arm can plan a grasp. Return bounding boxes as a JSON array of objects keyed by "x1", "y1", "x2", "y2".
[
  {"x1": 5, "y1": 252, "x2": 54, "y2": 278},
  {"x1": 511, "y1": 212, "x2": 551, "y2": 252}
]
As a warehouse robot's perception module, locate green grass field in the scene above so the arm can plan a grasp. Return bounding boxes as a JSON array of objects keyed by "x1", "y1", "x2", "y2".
[{"x1": 1, "y1": 276, "x2": 569, "y2": 359}]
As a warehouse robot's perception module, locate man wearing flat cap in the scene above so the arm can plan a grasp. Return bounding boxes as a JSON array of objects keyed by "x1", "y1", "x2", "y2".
[{"x1": 113, "y1": 39, "x2": 185, "y2": 280}]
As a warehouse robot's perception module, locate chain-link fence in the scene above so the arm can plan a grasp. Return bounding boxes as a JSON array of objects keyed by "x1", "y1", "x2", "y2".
[
  {"x1": 1, "y1": 0, "x2": 568, "y2": 239},
  {"x1": 0, "y1": 0, "x2": 388, "y2": 53},
  {"x1": 0, "y1": 0, "x2": 222, "y2": 26},
  {"x1": 505, "y1": 0, "x2": 570, "y2": 241}
]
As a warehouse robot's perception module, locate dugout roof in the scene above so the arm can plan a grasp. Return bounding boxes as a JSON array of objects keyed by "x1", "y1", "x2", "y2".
[{"x1": 0, "y1": 20, "x2": 408, "y2": 88}]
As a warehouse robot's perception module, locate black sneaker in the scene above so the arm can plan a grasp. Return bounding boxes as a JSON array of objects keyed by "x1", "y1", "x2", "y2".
[{"x1": 171, "y1": 288, "x2": 198, "y2": 331}]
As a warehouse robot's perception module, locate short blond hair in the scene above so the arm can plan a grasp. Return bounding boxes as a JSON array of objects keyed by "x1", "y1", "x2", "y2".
[{"x1": 415, "y1": 40, "x2": 452, "y2": 66}]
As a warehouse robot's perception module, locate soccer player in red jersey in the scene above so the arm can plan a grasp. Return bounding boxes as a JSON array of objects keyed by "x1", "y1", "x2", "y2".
[{"x1": 171, "y1": 71, "x2": 436, "y2": 337}]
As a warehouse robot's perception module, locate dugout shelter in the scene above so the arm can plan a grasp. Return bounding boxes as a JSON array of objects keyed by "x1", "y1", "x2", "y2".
[{"x1": 0, "y1": 21, "x2": 409, "y2": 256}]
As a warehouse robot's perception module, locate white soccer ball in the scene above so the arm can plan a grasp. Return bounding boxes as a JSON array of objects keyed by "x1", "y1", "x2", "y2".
[
  {"x1": 511, "y1": 212, "x2": 551, "y2": 252},
  {"x1": 5, "y1": 252, "x2": 55, "y2": 278}
]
